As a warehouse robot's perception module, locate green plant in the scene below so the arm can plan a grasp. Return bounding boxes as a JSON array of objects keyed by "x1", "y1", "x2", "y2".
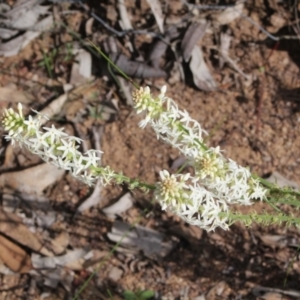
[
  {"x1": 3, "y1": 45, "x2": 300, "y2": 299},
  {"x1": 123, "y1": 289, "x2": 154, "y2": 300},
  {"x1": 63, "y1": 42, "x2": 74, "y2": 62},
  {"x1": 39, "y1": 48, "x2": 58, "y2": 78}
]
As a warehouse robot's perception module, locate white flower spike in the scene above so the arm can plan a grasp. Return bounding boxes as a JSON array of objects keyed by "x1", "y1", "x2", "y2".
[
  {"x1": 133, "y1": 86, "x2": 267, "y2": 230},
  {"x1": 2, "y1": 104, "x2": 110, "y2": 187},
  {"x1": 2, "y1": 85, "x2": 268, "y2": 232}
]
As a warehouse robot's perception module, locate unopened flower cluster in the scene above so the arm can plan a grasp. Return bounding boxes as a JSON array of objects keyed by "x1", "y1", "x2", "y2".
[
  {"x1": 2, "y1": 104, "x2": 115, "y2": 186},
  {"x1": 133, "y1": 86, "x2": 267, "y2": 230}
]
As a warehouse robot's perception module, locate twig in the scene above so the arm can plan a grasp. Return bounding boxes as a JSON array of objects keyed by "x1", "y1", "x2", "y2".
[
  {"x1": 77, "y1": 0, "x2": 161, "y2": 38},
  {"x1": 181, "y1": 0, "x2": 239, "y2": 10},
  {"x1": 239, "y1": 11, "x2": 280, "y2": 41},
  {"x1": 181, "y1": 0, "x2": 293, "y2": 42}
]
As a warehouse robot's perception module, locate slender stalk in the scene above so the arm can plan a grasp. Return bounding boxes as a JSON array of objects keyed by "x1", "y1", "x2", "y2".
[{"x1": 88, "y1": 40, "x2": 140, "y2": 89}]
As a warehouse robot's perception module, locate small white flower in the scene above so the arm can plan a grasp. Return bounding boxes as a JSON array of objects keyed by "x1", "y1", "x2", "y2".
[
  {"x1": 24, "y1": 115, "x2": 39, "y2": 132},
  {"x1": 57, "y1": 139, "x2": 78, "y2": 159},
  {"x1": 41, "y1": 145, "x2": 57, "y2": 162},
  {"x1": 139, "y1": 118, "x2": 150, "y2": 129},
  {"x1": 55, "y1": 156, "x2": 72, "y2": 171},
  {"x1": 67, "y1": 136, "x2": 83, "y2": 144},
  {"x1": 249, "y1": 180, "x2": 267, "y2": 200},
  {"x1": 100, "y1": 166, "x2": 116, "y2": 185},
  {"x1": 80, "y1": 170, "x2": 97, "y2": 186},
  {"x1": 29, "y1": 130, "x2": 49, "y2": 151},
  {"x1": 43, "y1": 125, "x2": 68, "y2": 144},
  {"x1": 70, "y1": 155, "x2": 86, "y2": 175},
  {"x1": 85, "y1": 150, "x2": 101, "y2": 168},
  {"x1": 31, "y1": 108, "x2": 49, "y2": 120},
  {"x1": 167, "y1": 103, "x2": 180, "y2": 120}
]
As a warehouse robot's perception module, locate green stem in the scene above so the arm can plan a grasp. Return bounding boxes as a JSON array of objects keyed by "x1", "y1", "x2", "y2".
[
  {"x1": 267, "y1": 197, "x2": 300, "y2": 208},
  {"x1": 88, "y1": 40, "x2": 140, "y2": 89},
  {"x1": 118, "y1": 175, "x2": 156, "y2": 190},
  {"x1": 92, "y1": 166, "x2": 156, "y2": 191},
  {"x1": 220, "y1": 211, "x2": 300, "y2": 227},
  {"x1": 253, "y1": 174, "x2": 275, "y2": 189},
  {"x1": 177, "y1": 123, "x2": 208, "y2": 151}
]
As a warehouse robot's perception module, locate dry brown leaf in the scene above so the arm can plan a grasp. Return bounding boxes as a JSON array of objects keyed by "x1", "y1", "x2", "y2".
[
  {"x1": 30, "y1": 267, "x2": 74, "y2": 291},
  {"x1": 2, "y1": 191, "x2": 56, "y2": 235},
  {"x1": 0, "y1": 163, "x2": 65, "y2": 195},
  {"x1": 219, "y1": 32, "x2": 231, "y2": 69},
  {"x1": 0, "y1": 235, "x2": 32, "y2": 273},
  {"x1": 219, "y1": 32, "x2": 250, "y2": 79},
  {"x1": 0, "y1": 28, "x2": 18, "y2": 39},
  {"x1": 149, "y1": 25, "x2": 179, "y2": 68},
  {"x1": 275, "y1": 248, "x2": 290, "y2": 262},
  {"x1": 0, "y1": 86, "x2": 34, "y2": 104},
  {"x1": 1, "y1": 144, "x2": 15, "y2": 170},
  {"x1": 70, "y1": 48, "x2": 93, "y2": 85},
  {"x1": 259, "y1": 292, "x2": 285, "y2": 300},
  {"x1": 118, "y1": 0, "x2": 133, "y2": 30},
  {"x1": 83, "y1": 250, "x2": 109, "y2": 269},
  {"x1": 118, "y1": 75, "x2": 133, "y2": 105},
  {"x1": 108, "y1": 267, "x2": 123, "y2": 282},
  {"x1": 215, "y1": 2, "x2": 244, "y2": 25},
  {"x1": 111, "y1": 52, "x2": 167, "y2": 78},
  {"x1": 51, "y1": 232, "x2": 70, "y2": 254},
  {"x1": 0, "y1": 209, "x2": 53, "y2": 256},
  {"x1": 171, "y1": 156, "x2": 187, "y2": 170},
  {"x1": 252, "y1": 286, "x2": 300, "y2": 299},
  {"x1": 32, "y1": 249, "x2": 89, "y2": 270},
  {"x1": 0, "y1": 32, "x2": 37, "y2": 57},
  {"x1": 169, "y1": 224, "x2": 203, "y2": 243},
  {"x1": 206, "y1": 281, "x2": 232, "y2": 299},
  {"x1": 104, "y1": 37, "x2": 166, "y2": 78},
  {"x1": 3, "y1": 0, "x2": 49, "y2": 29},
  {"x1": 266, "y1": 171, "x2": 300, "y2": 189},
  {"x1": 0, "y1": 15, "x2": 53, "y2": 57},
  {"x1": 0, "y1": 256, "x2": 15, "y2": 275},
  {"x1": 189, "y1": 45, "x2": 217, "y2": 91},
  {"x1": 39, "y1": 93, "x2": 68, "y2": 125},
  {"x1": 76, "y1": 179, "x2": 103, "y2": 212},
  {"x1": 269, "y1": 13, "x2": 286, "y2": 30},
  {"x1": 181, "y1": 21, "x2": 209, "y2": 62},
  {"x1": 85, "y1": 17, "x2": 94, "y2": 35},
  {"x1": 107, "y1": 220, "x2": 177, "y2": 260},
  {"x1": 258, "y1": 234, "x2": 288, "y2": 249},
  {"x1": 106, "y1": 2, "x2": 118, "y2": 22},
  {"x1": 102, "y1": 192, "x2": 133, "y2": 218},
  {"x1": 146, "y1": 0, "x2": 164, "y2": 33}
]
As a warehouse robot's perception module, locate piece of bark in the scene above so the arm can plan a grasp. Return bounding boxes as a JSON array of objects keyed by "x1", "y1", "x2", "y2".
[
  {"x1": 0, "y1": 235, "x2": 32, "y2": 273},
  {"x1": 110, "y1": 52, "x2": 167, "y2": 78},
  {"x1": 181, "y1": 21, "x2": 209, "y2": 62},
  {"x1": 0, "y1": 209, "x2": 53, "y2": 256}
]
